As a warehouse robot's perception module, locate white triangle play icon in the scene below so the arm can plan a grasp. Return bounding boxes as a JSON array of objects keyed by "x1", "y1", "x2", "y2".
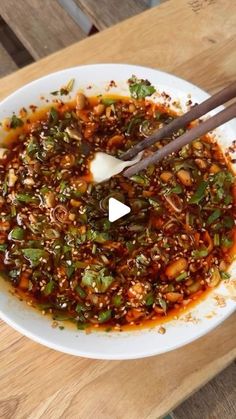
[{"x1": 108, "y1": 197, "x2": 131, "y2": 222}]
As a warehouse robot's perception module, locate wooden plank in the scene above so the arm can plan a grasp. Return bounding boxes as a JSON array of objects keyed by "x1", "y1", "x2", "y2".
[
  {"x1": 0, "y1": 0, "x2": 86, "y2": 60},
  {"x1": 0, "y1": 0, "x2": 235, "y2": 94},
  {"x1": 75, "y1": 0, "x2": 148, "y2": 30},
  {"x1": 0, "y1": 1, "x2": 236, "y2": 418},
  {"x1": 58, "y1": 0, "x2": 93, "y2": 35},
  {"x1": 0, "y1": 43, "x2": 17, "y2": 77},
  {"x1": 173, "y1": 362, "x2": 236, "y2": 419},
  {"x1": 0, "y1": 316, "x2": 235, "y2": 419},
  {"x1": 174, "y1": 36, "x2": 236, "y2": 93},
  {"x1": 0, "y1": 16, "x2": 33, "y2": 69}
]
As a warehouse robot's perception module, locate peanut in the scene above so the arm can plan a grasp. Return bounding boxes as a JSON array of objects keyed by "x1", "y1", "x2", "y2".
[
  {"x1": 177, "y1": 169, "x2": 192, "y2": 186},
  {"x1": 165, "y1": 257, "x2": 188, "y2": 279}
]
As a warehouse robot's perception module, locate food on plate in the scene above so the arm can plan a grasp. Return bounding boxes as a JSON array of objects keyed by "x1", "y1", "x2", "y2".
[{"x1": 0, "y1": 77, "x2": 235, "y2": 330}]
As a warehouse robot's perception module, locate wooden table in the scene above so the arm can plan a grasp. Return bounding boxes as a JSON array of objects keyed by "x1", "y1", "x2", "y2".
[{"x1": 0, "y1": 1, "x2": 235, "y2": 418}]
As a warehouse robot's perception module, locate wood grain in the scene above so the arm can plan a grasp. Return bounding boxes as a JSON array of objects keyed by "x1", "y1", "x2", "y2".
[
  {"x1": 0, "y1": 315, "x2": 235, "y2": 419},
  {"x1": 0, "y1": 0, "x2": 235, "y2": 99},
  {"x1": 0, "y1": 0, "x2": 85, "y2": 60},
  {"x1": 75, "y1": 0, "x2": 148, "y2": 30},
  {"x1": 0, "y1": 17, "x2": 33, "y2": 68},
  {"x1": 175, "y1": 36, "x2": 236, "y2": 93},
  {"x1": 173, "y1": 362, "x2": 236, "y2": 419},
  {"x1": 0, "y1": 44, "x2": 17, "y2": 77},
  {"x1": 0, "y1": 1, "x2": 236, "y2": 418}
]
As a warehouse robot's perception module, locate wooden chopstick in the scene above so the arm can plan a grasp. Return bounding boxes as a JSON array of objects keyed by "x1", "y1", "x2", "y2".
[
  {"x1": 123, "y1": 102, "x2": 236, "y2": 178},
  {"x1": 121, "y1": 81, "x2": 236, "y2": 161}
]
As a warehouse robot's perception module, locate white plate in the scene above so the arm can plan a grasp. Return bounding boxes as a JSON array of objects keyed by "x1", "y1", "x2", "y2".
[{"x1": 0, "y1": 64, "x2": 235, "y2": 359}]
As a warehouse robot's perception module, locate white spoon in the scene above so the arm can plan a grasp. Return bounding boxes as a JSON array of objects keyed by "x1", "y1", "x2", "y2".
[{"x1": 90, "y1": 151, "x2": 143, "y2": 183}]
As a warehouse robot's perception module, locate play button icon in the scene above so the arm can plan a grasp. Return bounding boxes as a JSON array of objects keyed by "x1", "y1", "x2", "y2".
[{"x1": 108, "y1": 198, "x2": 131, "y2": 222}]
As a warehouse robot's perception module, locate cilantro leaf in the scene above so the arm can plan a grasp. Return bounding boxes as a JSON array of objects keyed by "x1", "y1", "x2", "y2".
[
  {"x1": 10, "y1": 115, "x2": 24, "y2": 129},
  {"x1": 44, "y1": 280, "x2": 55, "y2": 295},
  {"x1": 189, "y1": 181, "x2": 208, "y2": 204},
  {"x1": 22, "y1": 248, "x2": 48, "y2": 267},
  {"x1": 81, "y1": 267, "x2": 114, "y2": 293},
  {"x1": 128, "y1": 75, "x2": 156, "y2": 99}
]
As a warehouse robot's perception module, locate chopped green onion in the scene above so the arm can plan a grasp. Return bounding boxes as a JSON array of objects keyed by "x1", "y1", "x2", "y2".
[
  {"x1": 189, "y1": 181, "x2": 208, "y2": 204},
  {"x1": 2, "y1": 178, "x2": 8, "y2": 196},
  {"x1": 214, "y1": 233, "x2": 220, "y2": 246},
  {"x1": 9, "y1": 227, "x2": 24, "y2": 241},
  {"x1": 79, "y1": 213, "x2": 87, "y2": 224},
  {"x1": 45, "y1": 229, "x2": 60, "y2": 240},
  {"x1": 15, "y1": 193, "x2": 38, "y2": 203},
  {"x1": 126, "y1": 116, "x2": 142, "y2": 134},
  {"x1": 220, "y1": 271, "x2": 231, "y2": 279},
  {"x1": 59, "y1": 180, "x2": 68, "y2": 193},
  {"x1": 192, "y1": 248, "x2": 208, "y2": 258},
  {"x1": 53, "y1": 313, "x2": 73, "y2": 321},
  {"x1": 75, "y1": 302, "x2": 86, "y2": 313},
  {"x1": 148, "y1": 197, "x2": 161, "y2": 209},
  {"x1": 44, "y1": 280, "x2": 55, "y2": 295},
  {"x1": 223, "y1": 215, "x2": 234, "y2": 229},
  {"x1": 212, "y1": 171, "x2": 234, "y2": 187},
  {"x1": 176, "y1": 271, "x2": 188, "y2": 282},
  {"x1": 112, "y1": 295, "x2": 123, "y2": 307},
  {"x1": 146, "y1": 293, "x2": 154, "y2": 306},
  {"x1": 146, "y1": 164, "x2": 155, "y2": 176},
  {"x1": 224, "y1": 195, "x2": 232, "y2": 205},
  {"x1": 63, "y1": 245, "x2": 71, "y2": 254},
  {"x1": 171, "y1": 184, "x2": 183, "y2": 194},
  {"x1": 157, "y1": 298, "x2": 167, "y2": 313},
  {"x1": 103, "y1": 219, "x2": 111, "y2": 230},
  {"x1": 75, "y1": 261, "x2": 88, "y2": 269},
  {"x1": 11, "y1": 206, "x2": 17, "y2": 217},
  {"x1": 77, "y1": 322, "x2": 89, "y2": 330},
  {"x1": 126, "y1": 241, "x2": 135, "y2": 251},
  {"x1": 98, "y1": 309, "x2": 112, "y2": 323},
  {"x1": 221, "y1": 236, "x2": 233, "y2": 248},
  {"x1": 49, "y1": 107, "x2": 58, "y2": 124},
  {"x1": 0, "y1": 244, "x2": 7, "y2": 252},
  {"x1": 59, "y1": 78, "x2": 74, "y2": 95},
  {"x1": 37, "y1": 302, "x2": 53, "y2": 310},
  {"x1": 50, "y1": 90, "x2": 59, "y2": 96},
  {"x1": 92, "y1": 244, "x2": 97, "y2": 254},
  {"x1": 26, "y1": 138, "x2": 39, "y2": 157},
  {"x1": 88, "y1": 230, "x2": 110, "y2": 244},
  {"x1": 101, "y1": 98, "x2": 117, "y2": 106},
  {"x1": 174, "y1": 160, "x2": 196, "y2": 171},
  {"x1": 187, "y1": 213, "x2": 195, "y2": 227},
  {"x1": 75, "y1": 285, "x2": 86, "y2": 298},
  {"x1": 164, "y1": 184, "x2": 183, "y2": 195},
  {"x1": 105, "y1": 327, "x2": 112, "y2": 332},
  {"x1": 206, "y1": 209, "x2": 221, "y2": 225},
  {"x1": 131, "y1": 175, "x2": 149, "y2": 186},
  {"x1": 155, "y1": 111, "x2": 161, "y2": 120},
  {"x1": 66, "y1": 263, "x2": 75, "y2": 279}
]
